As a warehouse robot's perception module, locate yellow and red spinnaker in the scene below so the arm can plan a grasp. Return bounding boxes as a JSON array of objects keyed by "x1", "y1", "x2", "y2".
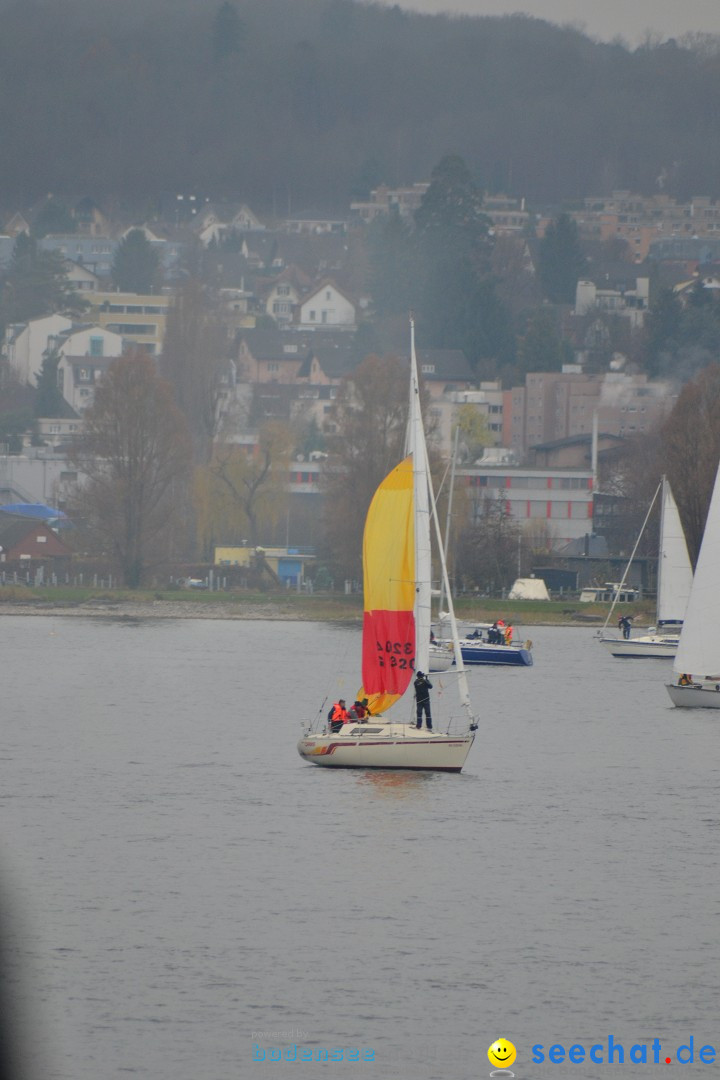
[{"x1": 359, "y1": 455, "x2": 416, "y2": 716}]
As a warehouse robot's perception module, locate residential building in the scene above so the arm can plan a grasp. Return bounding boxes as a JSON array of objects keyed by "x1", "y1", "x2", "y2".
[
  {"x1": 57, "y1": 353, "x2": 117, "y2": 414},
  {"x1": 3, "y1": 314, "x2": 73, "y2": 386},
  {"x1": 563, "y1": 191, "x2": 720, "y2": 262},
  {"x1": 506, "y1": 370, "x2": 675, "y2": 459},
  {"x1": 36, "y1": 418, "x2": 83, "y2": 448},
  {"x1": 574, "y1": 277, "x2": 649, "y2": 328},
  {"x1": 259, "y1": 266, "x2": 313, "y2": 325},
  {"x1": 235, "y1": 330, "x2": 309, "y2": 384},
  {"x1": 460, "y1": 464, "x2": 595, "y2": 548},
  {"x1": 0, "y1": 510, "x2": 73, "y2": 566},
  {"x1": 350, "y1": 182, "x2": 430, "y2": 223},
  {"x1": 483, "y1": 194, "x2": 530, "y2": 234},
  {"x1": 528, "y1": 433, "x2": 624, "y2": 470},
  {"x1": 89, "y1": 291, "x2": 174, "y2": 354},
  {"x1": 285, "y1": 457, "x2": 595, "y2": 549},
  {"x1": 194, "y1": 203, "x2": 265, "y2": 246},
  {"x1": 0, "y1": 448, "x2": 79, "y2": 507},
  {"x1": 283, "y1": 212, "x2": 347, "y2": 235},
  {"x1": 39, "y1": 234, "x2": 116, "y2": 278},
  {"x1": 296, "y1": 280, "x2": 356, "y2": 328},
  {"x1": 430, "y1": 384, "x2": 504, "y2": 457},
  {"x1": 62, "y1": 258, "x2": 102, "y2": 294}
]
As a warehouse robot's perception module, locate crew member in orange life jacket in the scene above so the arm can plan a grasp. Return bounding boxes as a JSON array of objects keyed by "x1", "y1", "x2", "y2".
[{"x1": 328, "y1": 699, "x2": 349, "y2": 733}]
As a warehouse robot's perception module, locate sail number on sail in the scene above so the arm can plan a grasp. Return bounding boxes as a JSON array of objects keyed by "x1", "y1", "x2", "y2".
[{"x1": 375, "y1": 639, "x2": 415, "y2": 669}]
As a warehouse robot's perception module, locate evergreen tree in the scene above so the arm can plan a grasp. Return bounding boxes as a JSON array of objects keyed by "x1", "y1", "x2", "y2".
[
  {"x1": 414, "y1": 155, "x2": 487, "y2": 237},
  {"x1": 644, "y1": 286, "x2": 683, "y2": 374},
  {"x1": 413, "y1": 156, "x2": 514, "y2": 370},
  {"x1": 518, "y1": 307, "x2": 572, "y2": 375},
  {"x1": 32, "y1": 198, "x2": 76, "y2": 239},
  {"x1": 537, "y1": 214, "x2": 586, "y2": 304},
  {"x1": 0, "y1": 234, "x2": 84, "y2": 329},
  {"x1": 111, "y1": 230, "x2": 160, "y2": 294},
  {"x1": 34, "y1": 345, "x2": 66, "y2": 418},
  {"x1": 367, "y1": 210, "x2": 414, "y2": 318}
]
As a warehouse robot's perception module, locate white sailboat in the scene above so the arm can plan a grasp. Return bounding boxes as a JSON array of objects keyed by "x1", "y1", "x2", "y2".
[
  {"x1": 666, "y1": 460, "x2": 720, "y2": 709},
  {"x1": 298, "y1": 321, "x2": 477, "y2": 771},
  {"x1": 601, "y1": 477, "x2": 692, "y2": 659}
]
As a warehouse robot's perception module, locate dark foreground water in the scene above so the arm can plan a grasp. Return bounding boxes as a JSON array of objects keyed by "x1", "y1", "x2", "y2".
[{"x1": 1, "y1": 616, "x2": 719, "y2": 1080}]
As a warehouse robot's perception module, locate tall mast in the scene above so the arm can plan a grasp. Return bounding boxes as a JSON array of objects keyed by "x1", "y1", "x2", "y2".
[
  {"x1": 408, "y1": 318, "x2": 431, "y2": 676},
  {"x1": 410, "y1": 320, "x2": 474, "y2": 728}
]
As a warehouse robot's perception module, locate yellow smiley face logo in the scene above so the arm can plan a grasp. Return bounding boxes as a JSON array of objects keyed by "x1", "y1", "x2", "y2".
[{"x1": 488, "y1": 1039, "x2": 517, "y2": 1069}]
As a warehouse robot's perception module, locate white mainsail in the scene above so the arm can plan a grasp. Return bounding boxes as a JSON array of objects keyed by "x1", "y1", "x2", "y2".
[
  {"x1": 673, "y1": 463, "x2": 720, "y2": 679},
  {"x1": 657, "y1": 478, "x2": 693, "y2": 626}
]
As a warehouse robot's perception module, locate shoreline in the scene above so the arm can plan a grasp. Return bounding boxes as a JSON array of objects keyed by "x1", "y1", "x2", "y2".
[
  {"x1": 0, "y1": 599, "x2": 314, "y2": 620},
  {"x1": 0, "y1": 596, "x2": 636, "y2": 626}
]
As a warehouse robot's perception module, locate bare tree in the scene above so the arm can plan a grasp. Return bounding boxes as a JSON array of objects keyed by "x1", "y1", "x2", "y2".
[
  {"x1": 69, "y1": 351, "x2": 192, "y2": 586},
  {"x1": 320, "y1": 353, "x2": 409, "y2": 579},
  {"x1": 160, "y1": 280, "x2": 229, "y2": 464},
  {"x1": 455, "y1": 493, "x2": 520, "y2": 594},
  {"x1": 661, "y1": 364, "x2": 720, "y2": 565},
  {"x1": 197, "y1": 421, "x2": 295, "y2": 551}
]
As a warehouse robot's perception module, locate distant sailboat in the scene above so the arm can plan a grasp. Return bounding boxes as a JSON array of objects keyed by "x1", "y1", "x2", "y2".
[{"x1": 601, "y1": 477, "x2": 692, "y2": 658}]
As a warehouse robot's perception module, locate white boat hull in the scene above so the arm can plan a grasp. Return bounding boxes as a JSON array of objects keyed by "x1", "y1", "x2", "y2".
[
  {"x1": 666, "y1": 683, "x2": 720, "y2": 709},
  {"x1": 428, "y1": 644, "x2": 454, "y2": 672},
  {"x1": 298, "y1": 722, "x2": 475, "y2": 771},
  {"x1": 601, "y1": 634, "x2": 678, "y2": 659}
]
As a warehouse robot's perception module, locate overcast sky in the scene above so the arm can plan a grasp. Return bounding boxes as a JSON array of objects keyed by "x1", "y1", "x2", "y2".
[{"x1": 376, "y1": 0, "x2": 720, "y2": 43}]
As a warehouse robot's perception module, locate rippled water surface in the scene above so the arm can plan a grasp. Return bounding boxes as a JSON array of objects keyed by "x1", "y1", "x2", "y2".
[{"x1": 1, "y1": 616, "x2": 719, "y2": 1080}]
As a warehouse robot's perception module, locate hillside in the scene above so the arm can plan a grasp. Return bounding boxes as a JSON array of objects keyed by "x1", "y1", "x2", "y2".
[{"x1": 1, "y1": 0, "x2": 719, "y2": 213}]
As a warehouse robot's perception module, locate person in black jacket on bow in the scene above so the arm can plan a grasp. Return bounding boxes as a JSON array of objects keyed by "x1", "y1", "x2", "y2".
[{"x1": 414, "y1": 671, "x2": 433, "y2": 730}]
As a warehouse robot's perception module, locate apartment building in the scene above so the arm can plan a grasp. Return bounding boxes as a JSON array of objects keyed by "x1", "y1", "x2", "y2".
[
  {"x1": 566, "y1": 191, "x2": 720, "y2": 262},
  {"x1": 506, "y1": 370, "x2": 675, "y2": 459},
  {"x1": 285, "y1": 458, "x2": 594, "y2": 549},
  {"x1": 89, "y1": 291, "x2": 174, "y2": 354}
]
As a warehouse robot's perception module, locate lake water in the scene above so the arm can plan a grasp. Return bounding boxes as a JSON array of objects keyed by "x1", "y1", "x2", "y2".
[{"x1": 1, "y1": 616, "x2": 719, "y2": 1080}]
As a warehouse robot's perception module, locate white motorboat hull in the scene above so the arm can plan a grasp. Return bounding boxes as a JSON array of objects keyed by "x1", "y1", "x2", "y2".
[
  {"x1": 601, "y1": 634, "x2": 678, "y2": 659},
  {"x1": 666, "y1": 682, "x2": 720, "y2": 709},
  {"x1": 298, "y1": 722, "x2": 475, "y2": 771}
]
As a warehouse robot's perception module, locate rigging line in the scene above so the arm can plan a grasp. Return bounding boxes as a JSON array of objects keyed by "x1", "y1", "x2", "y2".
[
  {"x1": 438, "y1": 424, "x2": 460, "y2": 622},
  {"x1": 315, "y1": 694, "x2": 328, "y2": 724},
  {"x1": 599, "y1": 477, "x2": 662, "y2": 637}
]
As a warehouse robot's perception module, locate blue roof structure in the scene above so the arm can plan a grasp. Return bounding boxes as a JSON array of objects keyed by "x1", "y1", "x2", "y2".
[{"x1": 1, "y1": 503, "x2": 69, "y2": 523}]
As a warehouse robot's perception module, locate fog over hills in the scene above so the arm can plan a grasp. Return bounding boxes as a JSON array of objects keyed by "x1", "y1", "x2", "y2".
[
  {"x1": 1, "y1": 0, "x2": 719, "y2": 212},
  {"x1": 376, "y1": 0, "x2": 720, "y2": 46}
]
